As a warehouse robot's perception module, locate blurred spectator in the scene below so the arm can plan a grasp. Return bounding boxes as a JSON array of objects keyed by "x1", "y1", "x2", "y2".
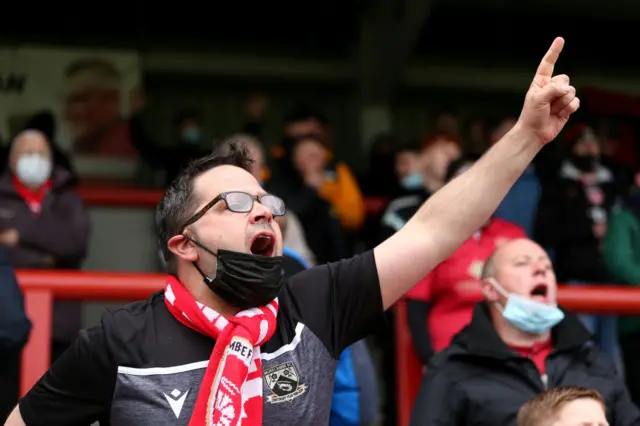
[
  {"x1": 405, "y1": 154, "x2": 526, "y2": 364},
  {"x1": 466, "y1": 118, "x2": 490, "y2": 155},
  {"x1": 395, "y1": 144, "x2": 422, "y2": 192},
  {"x1": 0, "y1": 113, "x2": 78, "y2": 186},
  {"x1": 331, "y1": 339, "x2": 379, "y2": 426},
  {"x1": 598, "y1": 119, "x2": 634, "y2": 194},
  {"x1": 22, "y1": 111, "x2": 78, "y2": 185},
  {"x1": 130, "y1": 105, "x2": 210, "y2": 185},
  {"x1": 380, "y1": 135, "x2": 460, "y2": 241},
  {"x1": 242, "y1": 92, "x2": 269, "y2": 138},
  {"x1": 535, "y1": 124, "x2": 620, "y2": 370},
  {"x1": 419, "y1": 133, "x2": 462, "y2": 194},
  {"x1": 0, "y1": 249, "x2": 31, "y2": 423},
  {"x1": 410, "y1": 239, "x2": 639, "y2": 426},
  {"x1": 267, "y1": 135, "x2": 351, "y2": 263},
  {"x1": 221, "y1": 133, "x2": 271, "y2": 187},
  {"x1": 274, "y1": 215, "x2": 309, "y2": 277},
  {"x1": 517, "y1": 386, "x2": 608, "y2": 426},
  {"x1": 290, "y1": 135, "x2": 365, "y2": 231},
  {"x1": 604, "y1": 171, "x2": 640, "y2": 405},
  {"x1": 358, "y1": 134, "x2": 404, "y2": 255},
  {"x1": 0, "y1": 130, "x2": 90, "y2": 358},
  {"x1": 433, "y1": 109, "x2": 460, "y2": 137},
  {"x1": 491, "y1": 117, "x2": 541, "y2": 236},
  {"x1": 359, "y1": 133, "x2": 402, "y2": 198}
]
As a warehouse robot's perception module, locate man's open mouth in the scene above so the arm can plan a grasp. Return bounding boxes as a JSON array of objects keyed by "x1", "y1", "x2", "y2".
[
  {"x1": 250, "y1": 233, "x2": 275, "y2": 256},
  {"x1": 530, "y1": 283, "x2": 548, "y2": 302}
]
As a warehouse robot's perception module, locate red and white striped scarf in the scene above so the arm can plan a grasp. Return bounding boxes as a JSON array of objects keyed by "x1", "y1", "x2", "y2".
[{"x1": 164, "y1": 276, "x2": 279, "y2": 426}]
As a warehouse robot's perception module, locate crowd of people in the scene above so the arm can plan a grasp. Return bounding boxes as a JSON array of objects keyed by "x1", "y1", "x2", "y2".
[{"x1": 0, "y1": 38, "x2": 639, "y2": 425}]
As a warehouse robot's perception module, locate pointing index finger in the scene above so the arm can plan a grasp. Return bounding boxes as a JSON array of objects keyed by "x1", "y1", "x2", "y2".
[{"x1": 535, "y1": 37, "x2": 565, "y2": 81}]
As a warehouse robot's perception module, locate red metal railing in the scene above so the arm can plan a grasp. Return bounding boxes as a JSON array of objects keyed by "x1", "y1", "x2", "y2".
[
  {"x1": 16, "y1": 270, "x2": 640, "y2": 425},
  {"x1": 16, "y1": 270, "x2": 165, "y2": 396}
]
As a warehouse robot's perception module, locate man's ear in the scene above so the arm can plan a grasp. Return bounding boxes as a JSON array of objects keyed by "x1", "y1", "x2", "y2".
[
  {"x1": 168, "y1": 234, "x2": 198, "y2": 263},
  {"x1": 481, "y1": 278, "x2": 499, "y2": 303}
]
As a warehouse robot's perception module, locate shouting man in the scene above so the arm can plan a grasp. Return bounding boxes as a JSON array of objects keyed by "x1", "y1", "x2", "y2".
[{"x1": 6, "y1": 38, "x2": 579, "y2": 426}]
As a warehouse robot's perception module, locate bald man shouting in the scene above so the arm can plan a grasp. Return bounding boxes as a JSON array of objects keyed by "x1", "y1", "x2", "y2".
[{"x1": 410, "y1": 239, "x2": 640, "y2": 426}]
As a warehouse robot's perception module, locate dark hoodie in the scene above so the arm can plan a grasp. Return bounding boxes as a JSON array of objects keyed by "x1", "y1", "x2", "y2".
[{"x1": 0, "y1": 166, "x2": 90, "y2": 342}]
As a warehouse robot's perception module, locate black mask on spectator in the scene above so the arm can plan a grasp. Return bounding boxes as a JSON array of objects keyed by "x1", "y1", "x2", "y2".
[
  {"x1": 184, "y1": 235, "x2": 285, "y2": 309},
  {"x1": 571, "y1": 154, "x2": 598, "y2": 173}
]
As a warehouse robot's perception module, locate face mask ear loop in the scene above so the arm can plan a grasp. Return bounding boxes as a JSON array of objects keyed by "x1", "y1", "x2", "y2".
[
  {"x1": 182, "y1": 233, "x2": 218, "y2": 283},
  {"x1": 488, "y1": 278, "x2": 508, "y2": 312}
]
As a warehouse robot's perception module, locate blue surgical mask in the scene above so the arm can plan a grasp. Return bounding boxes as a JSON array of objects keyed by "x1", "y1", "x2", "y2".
[
  {"x1": 490, "y1": 278, "x2": 564, "y2": 335},
  {"x1": 401, "y1": 172, "x2": 423, "y2": 190}
]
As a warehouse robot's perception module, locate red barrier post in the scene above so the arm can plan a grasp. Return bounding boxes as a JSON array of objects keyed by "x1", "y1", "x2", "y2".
[{"x1": 17, "y1": 270, "x2": 165, "y2": 396}]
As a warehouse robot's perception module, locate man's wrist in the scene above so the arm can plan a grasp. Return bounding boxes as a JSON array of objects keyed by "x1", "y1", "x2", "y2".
[{"x1": 505, "y1": 122, "x2": 545, "y2": 154}]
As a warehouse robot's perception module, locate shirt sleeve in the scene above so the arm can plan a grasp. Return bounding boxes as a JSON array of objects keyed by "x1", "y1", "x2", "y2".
[
  {"x1": 286, "y1": 250, "x2": 384, "y2": 358},
  {"x1": 19, "y1": 318, "x2": 116, "y2": 425}
]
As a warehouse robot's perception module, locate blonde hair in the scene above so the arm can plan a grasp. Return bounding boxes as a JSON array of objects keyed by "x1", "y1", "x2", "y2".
[{"x1": 517, "y1": 387, "x2": 605, "y2": 426}]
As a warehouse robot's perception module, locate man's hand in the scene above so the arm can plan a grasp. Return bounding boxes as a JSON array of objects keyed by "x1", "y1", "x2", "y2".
[
  {"x1": 373, "y1": 37, "x2": 579, "y2": 310},
  {"x1": 0, "y1": 229, "x2": 19, "y2": 246},
  {"x1": 518, "y1": 37, "x2": 580, "y2": 146}
]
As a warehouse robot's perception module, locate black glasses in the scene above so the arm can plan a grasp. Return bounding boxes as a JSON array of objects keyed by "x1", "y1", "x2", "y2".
[{"x1": 182, "y1": 191, "x2": 286, "y2": 229}]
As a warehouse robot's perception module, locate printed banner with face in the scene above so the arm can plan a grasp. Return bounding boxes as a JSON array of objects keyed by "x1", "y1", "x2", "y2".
[{"x1": 0, "y1": 47, "x2": 142, "y2": 179}]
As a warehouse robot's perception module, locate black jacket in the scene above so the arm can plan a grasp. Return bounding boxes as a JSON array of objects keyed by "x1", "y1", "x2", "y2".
[
  {"x1": 410, "y1": 303, "x2": 640, "y2": 426},
  {"x1": 535, "y1": 161, "x2": 618, "y2": 282}
]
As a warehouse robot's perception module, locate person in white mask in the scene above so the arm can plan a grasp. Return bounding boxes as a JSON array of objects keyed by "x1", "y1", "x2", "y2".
[
  {"x1": 0, "y1": 130, "x2": 90, "y2": 403},
  {"x1": 410, "y1": 238, "x2": 639, "y2": 426}
]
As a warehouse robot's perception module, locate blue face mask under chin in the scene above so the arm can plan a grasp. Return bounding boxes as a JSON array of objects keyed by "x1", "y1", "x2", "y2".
[
  {"x1": 401, "y1": 172, "x2": 423, "y2": 190},
  {"x1": 490, "y1": 278, "x2": 564, "y2": 335}
]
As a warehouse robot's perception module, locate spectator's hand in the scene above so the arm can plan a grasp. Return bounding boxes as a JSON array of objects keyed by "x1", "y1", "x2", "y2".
[
  {"x1": 0, "y1": 229, "x2": 19, "y2": 246},
  {"x1": 593, "y1": 222, "x2": 607, "y2": 240},
  {"x1": 517, "y1": 37, "x2": 580, "y2": 146}
]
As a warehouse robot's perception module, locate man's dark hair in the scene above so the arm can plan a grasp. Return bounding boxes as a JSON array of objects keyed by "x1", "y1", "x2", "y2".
[
  {"x1": 156, "y1": 142, "x2": 254, "y2": 273},
  {"x1": 283, "y1": 103, "x2": 329, "y2": 127}
]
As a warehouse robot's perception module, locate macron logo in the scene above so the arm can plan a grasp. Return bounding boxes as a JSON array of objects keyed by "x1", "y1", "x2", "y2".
[{"x1": 163, "y1": 388, "x2": 190, "y2": 419}]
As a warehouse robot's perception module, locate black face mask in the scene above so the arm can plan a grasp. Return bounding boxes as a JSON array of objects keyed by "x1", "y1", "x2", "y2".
[
  {"x1": 571, "y1": 154, "x2": 598, "y2": 172},
  {"x1": 185, "y1": 236, "x2": 285, "y2": 310}
]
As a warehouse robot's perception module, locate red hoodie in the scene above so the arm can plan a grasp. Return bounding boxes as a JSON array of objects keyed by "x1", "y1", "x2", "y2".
[{"x1": 407, "y1": 218, "x2": 526, "y2": 352}]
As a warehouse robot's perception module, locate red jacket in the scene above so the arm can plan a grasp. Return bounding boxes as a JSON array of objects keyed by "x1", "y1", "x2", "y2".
[{"x1": 407, "y1": 218, "x2": 526, "y2": 352}]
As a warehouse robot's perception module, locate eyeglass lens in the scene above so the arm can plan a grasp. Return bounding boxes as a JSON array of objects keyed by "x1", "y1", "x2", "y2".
[{"x1": 225, "y1": 192, "x2": 285, "y2": 216}]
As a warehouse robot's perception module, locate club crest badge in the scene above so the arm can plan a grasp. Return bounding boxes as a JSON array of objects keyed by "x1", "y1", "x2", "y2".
[{"x1": 264, "y1": 361, "x2": 307, "y2": 404}]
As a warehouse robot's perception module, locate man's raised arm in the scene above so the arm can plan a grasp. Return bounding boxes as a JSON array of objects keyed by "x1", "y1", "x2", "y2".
[
  {"x1": 374, "y1": 37, "x2": 580, "y2": 309},
  {"x1": 4, "y1": 407, "x2": 26, "y2": 426}
]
